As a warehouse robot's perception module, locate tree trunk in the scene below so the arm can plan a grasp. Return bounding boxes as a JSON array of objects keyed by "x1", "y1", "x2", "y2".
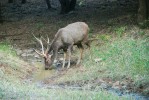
[
  {"x1": 45, "y1": 0, "x2": 51, "y2": 9},
  {"x1": 146, "y1": 0, "x2": 149, "y2": 19},
  {"x1": 69, "y1": 0, "x2": 76, "y2": 11},
  {"x1": 138, "y1": 0, "x2": 149, "y2": 22},
  {"x1": 22, "y1": 0, "x2": 26, "y2": 4},
  {"x1": 8, "y1": 0, "x2": 13, "y2": 3},
  {"x1": 59, "y1": 0, "x2": 70, "y2": 14},
  {"x1": 0, "y1": 3, "x2": 3, "y2": 23},
  {"x1": 59, "y1": 0, "x2": 76, "y2": 14}
]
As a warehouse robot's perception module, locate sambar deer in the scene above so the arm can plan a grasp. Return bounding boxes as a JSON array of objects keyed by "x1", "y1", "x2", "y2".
[{"x1": 33, "y1": 22, "x2": 90, "y2": 70}]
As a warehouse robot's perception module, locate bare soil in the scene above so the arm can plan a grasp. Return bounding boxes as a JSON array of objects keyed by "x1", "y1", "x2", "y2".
[{"x1": 0, "y1": 0, "x2": 138, "y2": 47}]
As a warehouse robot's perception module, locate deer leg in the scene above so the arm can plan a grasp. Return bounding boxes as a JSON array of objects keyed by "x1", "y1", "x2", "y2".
[
  {"x1": 85, "y1": 41, "x2": 92, "y2": 60},
  {"x1": 76, "y1": 48, "x2": 83, "y2": 65},
  {"x1": 52, "y1": 48, "x2": 58, "y2": 64},
  {"x1": 62, "y1": 52, "x2": 67, "y2": 68},
  {"x1": 76, "y1": 44, "x2": 84, "y2": 66},
  {"x1": 67, "y1": 44, "x2": 73, "y2": 68}
]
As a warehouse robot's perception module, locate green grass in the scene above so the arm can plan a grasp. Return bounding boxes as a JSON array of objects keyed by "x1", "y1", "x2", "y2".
[
  {"x1": 0, "y1": 27, "x2": 148, "y2": 99},
  {"x1": 114, "y1": 26, "x2": 126, "y2": 37},
  {"x1": 93, "y1": 37, "x2": 148, "y2": 78},
  {"x1": 85, "y1": 37, "x2": 149, "y2": 80},
  {"x1": 0, "y1": 43, "x2": 130, "y2": 100},
  {"x1": 0, "y1": 79, "x2": 129, "y2": 100},
  {"x1": 0, "y1": 42, "x2": 16, "y2": 56},
  {"x1": 57, "y1": 36, "x2": 149, "y2": 94}
]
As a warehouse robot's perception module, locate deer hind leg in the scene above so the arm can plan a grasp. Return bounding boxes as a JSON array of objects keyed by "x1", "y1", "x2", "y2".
[
  {"x1": 76, "y1": 44, "x2": 84, "y2": 66},
  {"x1": 85, "y1": 41, "x2": 90, "y2": 50},
  {"x1": 85, "y1": 40, "x2": 92, "y2": 60}
]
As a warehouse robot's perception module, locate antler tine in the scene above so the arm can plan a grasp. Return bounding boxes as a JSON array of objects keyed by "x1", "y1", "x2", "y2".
[
  {"x1": 41, "y1": 35, "x2": 50, "y2": 44},
  {"x1": 40, "y1": 35, "x2": 50, "y2": 54},
  {"x1": 45, "y1": 35, "x2": 50, "y2": 54},
  {"x1": 33, "y1": 48, "x2": 44, "y2": 57},
  {"x1": 39, "y1": 39, "x2": 45, "y2": 55},
  {"x1": 47, "y1": 35, "x2": 50, "y2": 44},
  {"x1": 32, "y1": 33, "x2": 45, "y2": 55}
]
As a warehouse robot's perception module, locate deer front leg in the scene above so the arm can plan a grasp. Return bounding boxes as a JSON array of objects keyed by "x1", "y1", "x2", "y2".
[
  {"x1": 76, "y1": 48, "x2": 83, "y2": 66},
  {"x1": 52, "y1": 49, "x2": 58, "y2": 64},
  {"x1": 67, "y1": 44, "x2": 73, "y2": 68},
  {"x1": 62, "y1": 52, "x2": 67, "y2": 68}
]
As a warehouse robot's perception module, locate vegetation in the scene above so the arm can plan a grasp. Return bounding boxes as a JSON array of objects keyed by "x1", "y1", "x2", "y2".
[
  {"x1": 0, "y1": 25, "x2": 148, "y2": 99},
  {"x1": 56, "y1": 26, "x2": 149, "y2": 95},
  {"x1": 0, "y1": 0, "x2": 149, "y2": 99},
  {"x1": 0, "y1": 78, "x2": 129, "y2": 100},
  {"x1": 0, "y1": 44, "x2": 130, "y2": 100}
]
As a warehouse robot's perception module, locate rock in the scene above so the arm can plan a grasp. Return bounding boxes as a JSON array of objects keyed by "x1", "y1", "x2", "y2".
[
  {"x1": 121, "y1": 80, "x2": 128, "y2": 86},
  {"x1": 55, "y1": 62, "x2": 61, "y2": 67},
  {"x1": 59, "y1": 58, "x2": 64, "y2": 61},
  {"x1": 112, "y1": 81, "x2": 122, "y2": 90},
  {"x1": 34, "y1": 54, "x2": 40, "y2": 58},
  {"x1": 96, "y1": 79, "x2": 105, "y2": 83},
  {"x1": 21, "y1": 53, "x2": 27, "y2": 57},
  {"x1": 100, "y1": 83, "x2": 108, "y2": 89},
  {"x1": 112, "y1": 85, "x2": 122, "y2": 90},
  {"x1": 113, "y1": 81, "x2": 120, "y2": 86},
  {"x1": 23, "y1": 48, "x2": 34, "y2": 53},
  {"x1": 21, "y1": 53, "x2": 34, "y2": 57},
  {"x1": 122, "y1": 85, "x2": 127, "y2": 89},
  {"x1": 15, "y1": 48, "x2": 23, "y2": 55},
  {"x1": 94, "y1": 58, "x2": 102, "y2": 63}
]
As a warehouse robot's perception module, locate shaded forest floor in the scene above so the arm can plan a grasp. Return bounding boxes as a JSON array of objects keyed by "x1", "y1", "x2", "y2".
[
  {"x1": 0, "y1": 0, "x2": 138, "y2": 48},
  {"x1": 0, "y1": 0, "x2": 149, "y2": 99}
]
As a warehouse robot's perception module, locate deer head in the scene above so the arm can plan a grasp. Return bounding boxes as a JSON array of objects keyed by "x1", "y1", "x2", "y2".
[{"x1": 33, "y1": 34, "x2": 52, "y2": 70}]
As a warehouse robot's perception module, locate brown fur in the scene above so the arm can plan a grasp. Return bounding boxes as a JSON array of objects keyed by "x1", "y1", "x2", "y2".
[{"x1": 44, "y1": 22, "x2": 90, "y2": 69}]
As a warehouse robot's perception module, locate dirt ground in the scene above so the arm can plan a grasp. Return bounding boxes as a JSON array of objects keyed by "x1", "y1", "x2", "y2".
[{"x1": 0, "y1": 0, "x2": 138, "y2": 48}]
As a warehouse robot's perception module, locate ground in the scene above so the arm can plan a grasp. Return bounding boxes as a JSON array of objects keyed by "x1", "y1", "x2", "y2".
[{"x1": 0, "y1": 0, "x2": 149, "y2": 99}]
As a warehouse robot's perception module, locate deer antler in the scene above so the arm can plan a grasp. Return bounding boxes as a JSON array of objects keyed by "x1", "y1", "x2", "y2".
[
  {"x1": 32, "y1": 33, "x2": 46, "y2": 57},
  {"x1": 45, "y1": 36, "x2": 50, "y2": 54},
  {"x1": 41, "y1": 35, "x2": 50, "y2": 54},
  {"x1": 33, "y1": 48, "x2": 45, "y2": 57}
]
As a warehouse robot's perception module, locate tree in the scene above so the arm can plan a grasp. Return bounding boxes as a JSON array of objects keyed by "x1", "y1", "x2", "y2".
[
  {"x1": 59, "y1": 0, "x2": 76, "y2": 14},
  {"x1": 22, "y1": 0, "x2": 26, "y2": 4},
  {"x1": 138, "y1": 0, "x2": 149, "y2": 22},
  {"x1": 8, "y1": 0, "x2": 26, "y2": 4},
  {"x1": 8, "y1": 0, "x2": 13, "y2": 3},
  {"x1": 45, "y1": 0, "x2": 51, "y2": 9},
  {"x1": 8, "y1": 0, "x2": 52, "y2": 9},
  {"x1": 0, "y1": 2, "x2": 2, "y2": 23},
  {"x1": 69, "y1": 0, "x2": 76, "y2": 11}
]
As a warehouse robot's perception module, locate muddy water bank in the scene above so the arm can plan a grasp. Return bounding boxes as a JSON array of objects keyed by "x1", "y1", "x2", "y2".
[{"x1": 34, "y1": 81, "x2": 149, "y2": 100}]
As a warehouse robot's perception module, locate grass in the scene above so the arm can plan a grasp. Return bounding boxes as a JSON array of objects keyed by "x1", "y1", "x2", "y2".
[
  {"x1": 0, "y1": 79, "x2": 129, "y2": 100},
  {"x1": 0, "y1": 43, "x2": 130, "y2": 100},
  {"x1": 1, "y1": 35, "x2": 147, "y2": 99},
  {"x1": 91, "y1": 37, "x2": 149, "y2": 80},
  {"x1": 0, "y1": 24, "x2": 148, "y2": 99},
  {"x1": 56, "y1": 28, "x2": 149, "y2": 94},
  {"x1": 0, "y1": 42, "x2": 16, "y2": 56},
  {"x1": 1, "y1": 0, "x2": 147, "y2": 99}
]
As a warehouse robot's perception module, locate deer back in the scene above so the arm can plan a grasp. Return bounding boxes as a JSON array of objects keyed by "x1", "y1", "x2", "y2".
[{"x1": 55, "y1": 22, "x2": 89, "y2": 46}]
